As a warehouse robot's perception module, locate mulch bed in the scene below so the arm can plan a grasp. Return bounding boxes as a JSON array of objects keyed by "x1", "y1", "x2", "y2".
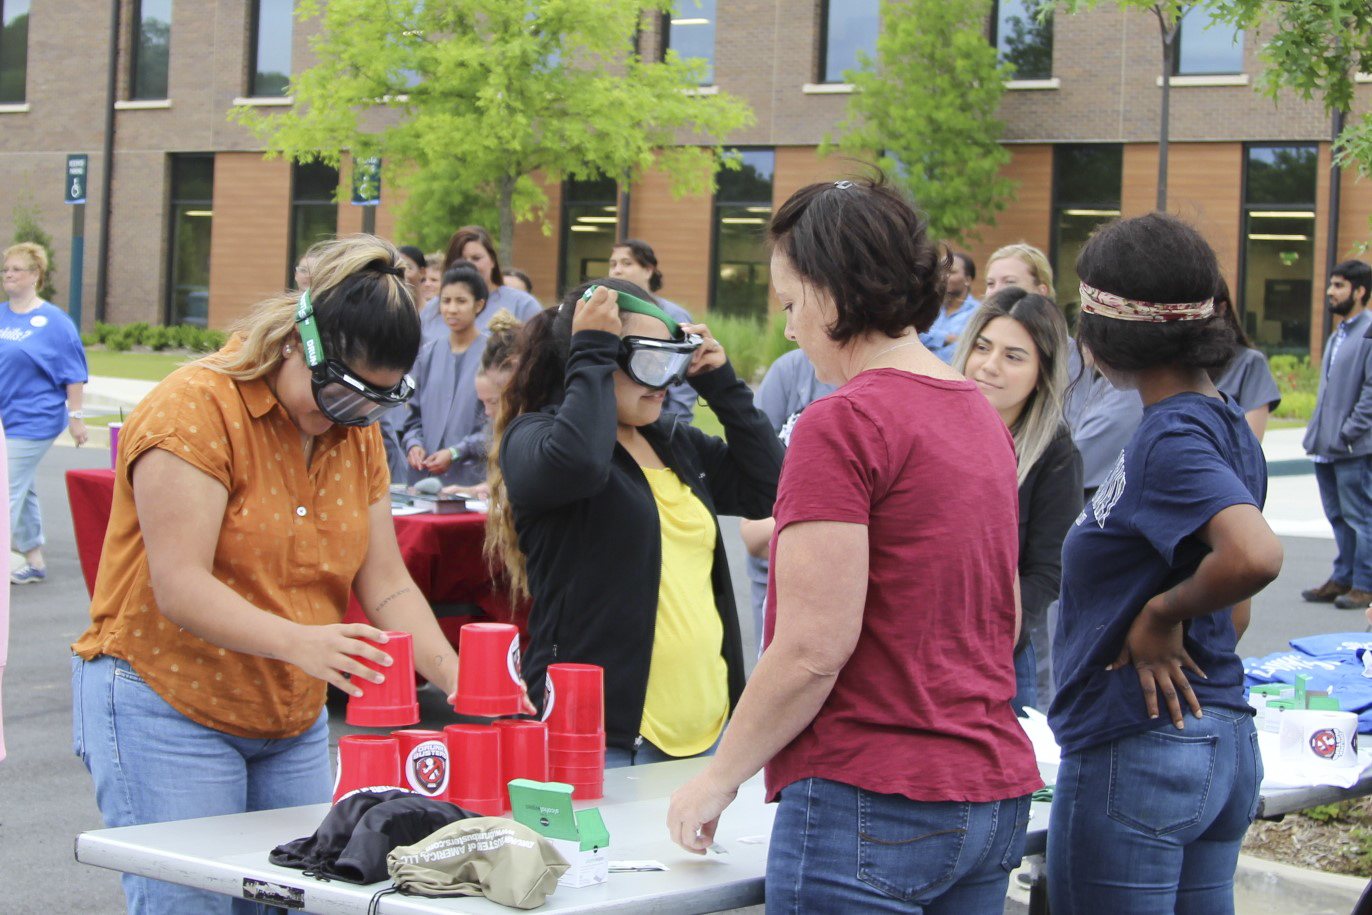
[{"x1": 1245, "y1": 797, "x2": 1372, "y2": 877}]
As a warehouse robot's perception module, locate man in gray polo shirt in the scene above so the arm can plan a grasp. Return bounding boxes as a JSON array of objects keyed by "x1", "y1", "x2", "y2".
[{"x1": 1303, "y1": 259, "x2": 1372, "y2": 609}]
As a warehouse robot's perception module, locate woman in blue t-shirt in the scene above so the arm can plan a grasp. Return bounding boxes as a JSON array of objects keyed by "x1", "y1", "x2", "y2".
[
  {"x1": 1, "y1": 243, "x2": 89, "y2": 585},
  {"x1": 1047, "y1": 214, "x2": 1284, "y2": 913}
]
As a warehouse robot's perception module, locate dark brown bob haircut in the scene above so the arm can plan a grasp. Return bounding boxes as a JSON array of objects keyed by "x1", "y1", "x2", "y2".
[{"x1": 768, "y1": 177, "x2": 946, "y2": 342}]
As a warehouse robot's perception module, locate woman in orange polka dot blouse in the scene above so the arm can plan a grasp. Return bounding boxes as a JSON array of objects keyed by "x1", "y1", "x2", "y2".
[{"x1": 71, "y1": 236, "x2": 464, "y2": 915}]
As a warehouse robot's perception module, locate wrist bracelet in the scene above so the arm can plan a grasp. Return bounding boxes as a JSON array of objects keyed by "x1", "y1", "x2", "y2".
[{"x1": 448, "y1": 446, "x2": 460, "y2": 461}]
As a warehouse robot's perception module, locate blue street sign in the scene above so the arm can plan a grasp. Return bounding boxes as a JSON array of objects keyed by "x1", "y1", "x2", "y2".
[{"x1": 66, "y1": 154, "x2": 88, "y2": 205}]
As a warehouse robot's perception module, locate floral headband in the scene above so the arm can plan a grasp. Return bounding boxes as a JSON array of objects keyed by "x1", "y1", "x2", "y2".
[{"x1": 1079, "y1": 282, "x2": 1215, "y2": 323}]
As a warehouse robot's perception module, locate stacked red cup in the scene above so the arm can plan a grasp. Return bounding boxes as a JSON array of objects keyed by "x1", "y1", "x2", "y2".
[
  {"x1": 543, "y1": 663, "x2": 605, "y2": 800},
  {"x1": 346, "y1": 631, "x2": 420, "y2": 728},
  {"x1": 445, "y1": 724, "x2": 505, "y2": 815},
  {"x1": 333, "y1": 734, "x2": 402, "y2": 803},
  {"x1": 453, "y1": 623, "x2": 526, "y2": 717}
]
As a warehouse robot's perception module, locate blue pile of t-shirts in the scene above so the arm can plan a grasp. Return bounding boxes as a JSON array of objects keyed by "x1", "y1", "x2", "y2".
[{"x1": 1244, "y1": 633, "x2": 1372, "y2": 732}]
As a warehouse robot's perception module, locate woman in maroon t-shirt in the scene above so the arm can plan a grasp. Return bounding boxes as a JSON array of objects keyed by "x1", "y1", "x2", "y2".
[{"x1": 668, "y1": 179, "x2": 1041, "y2": 912}]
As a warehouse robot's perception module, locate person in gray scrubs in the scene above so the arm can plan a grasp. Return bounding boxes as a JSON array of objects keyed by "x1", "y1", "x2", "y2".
[
  {"x1": 419, "y1": 226, "x2": 542, "y2": 344},
  {"x1": 1212, "y1": 279, "x2": 1281, "y2": 441}
]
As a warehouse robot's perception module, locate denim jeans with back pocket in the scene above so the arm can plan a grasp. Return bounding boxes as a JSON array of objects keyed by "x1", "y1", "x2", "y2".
[
  {"x1": 765, "y1": 777, "x2": 1031, "y2": 914},
  {"x1": 1047, "y1": 706, "x2": 1262, "y2": 915}
]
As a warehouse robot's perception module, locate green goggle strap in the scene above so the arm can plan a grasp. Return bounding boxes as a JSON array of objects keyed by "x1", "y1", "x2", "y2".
[
  {"x1": 580, "y1": 284, "x2": 681, "y2": 338},
  {"x1": 295, "y1": 289, "x2": 326, "y2": 369}
]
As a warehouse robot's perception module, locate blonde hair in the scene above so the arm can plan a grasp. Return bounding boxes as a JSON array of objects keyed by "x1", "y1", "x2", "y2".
[
  {"x1": 952, "y1": 288, "x2": 1070, "y2": 485},
  {"x1": 197, "y1": 234, "x2": 414, "y2": 380},
  {"x1": 988, "y1": 243, "x2": 1055, "y2": 293},
  {"x1": 4, "y1": 242, "x2": 48, "y2": 289}
]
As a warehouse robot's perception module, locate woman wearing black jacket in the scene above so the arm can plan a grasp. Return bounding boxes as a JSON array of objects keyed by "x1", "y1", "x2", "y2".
[
  {"x1": 486, "y1": 279, "x2": 783, "y2": 765},
  {"x1": 955, "y1": 287, "x2": 1083, "y2": 712}
]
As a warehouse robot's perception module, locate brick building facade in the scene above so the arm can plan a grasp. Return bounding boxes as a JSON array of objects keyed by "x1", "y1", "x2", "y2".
[{"x1": 0, "y1": 1, "x2": 1367, "y2": 356}]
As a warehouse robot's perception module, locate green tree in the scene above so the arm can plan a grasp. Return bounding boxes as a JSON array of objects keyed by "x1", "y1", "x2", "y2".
[
  {"x1": 235, "y1": 1, "x2": 753, "y2": 261},
  {"x1": 1058, "y1": 1, "x2": 1199, "y2": 210},
  {"x1": 12, "y1": 203, "x2": 58, "y2": 302},
  {"x1": 1210, "y1": 1, "x2": 1372, "y2": 173},
  {"x1": 826, "y1": 0, "x2": 1015, "y2": 244}
]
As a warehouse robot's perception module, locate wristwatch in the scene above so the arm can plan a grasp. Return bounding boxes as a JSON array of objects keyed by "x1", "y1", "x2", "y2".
[
  {"x1": 68, "y1": 410, "x2": 86, "y2": 419},
  {"x1": 448, "y1": 445, "x2": 461, "y2": 461}
]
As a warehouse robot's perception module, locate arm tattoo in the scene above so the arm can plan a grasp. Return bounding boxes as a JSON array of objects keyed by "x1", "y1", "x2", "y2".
[{"x1": 370, "y1": 587, "x2": 412, "y2": 616}]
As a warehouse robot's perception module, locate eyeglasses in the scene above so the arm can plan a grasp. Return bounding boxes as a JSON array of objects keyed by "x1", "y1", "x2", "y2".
[{"x1": 295, "y1": 290, "x2": 415, "y2": 426}]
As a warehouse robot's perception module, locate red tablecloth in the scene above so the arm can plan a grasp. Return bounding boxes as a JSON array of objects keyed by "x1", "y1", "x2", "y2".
[{"x1": 64, "y1": 469, "x2": 525, "y2": 646}]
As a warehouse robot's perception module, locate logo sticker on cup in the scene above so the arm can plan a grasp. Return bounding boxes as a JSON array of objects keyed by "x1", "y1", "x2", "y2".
[
  {"x1": 541, "y1": 676, "x2": 556, "y2": 722},
  {"x1": 1311, "y1": 728, "x2": 1346, "y2": 761},
  {"x1": 406, "y1": 739, "x2": 449, "y2": 795},
  {"x1": 506, "y1": 633, "x2": 522, "y2": 687}
]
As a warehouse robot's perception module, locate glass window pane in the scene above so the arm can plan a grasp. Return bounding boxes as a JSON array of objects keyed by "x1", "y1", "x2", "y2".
[
  {"x1": 1245, "y1": 145, "x2": 1318, "y2": 207},
  {"x1": 1051, "y1": 145, "x2": 1121, "y2": 312},
  {"x1": 714, "y1": 205, "x2": 772, "y2": 318},
  {"x1": 667, "y1": 0, "x2": 715, "y2": 86},
  {"x1": 293, "y1": 160, "x2": 339, "y2": 203},
  {"x1": 1175, "y1": 7, "x2": 1243, "y2": 76},
  {"x1": 168, "y1": 156, "x2": 214, "y2": 327},
  {"x1": 132, "y1": 0, "x2": 173, "y2": 100},
  {"x1": 1243, "y1": 214, "x2": 1314, "y2": 355},
  {"x1": 0, "y1": 0, "x2": 31, "y2": 104},
  {"x1": 290, "y1": 162, "x2": 338, "y2": 280},
  {"x1": 822, "y1": 0, "x2": 879, "y2": 84},
  {"x1": 717, "y1": 149, "x2": 774, "y2": 204},
  {"x1": 251, "y1": 0, "x2": 293, "y2": 98},
  {"x1": 561, "y1": 177, "x2": 618, "y2": 294},
  {"x1": 996, "y1": 0, "x2": 1053, "y2": 81}
]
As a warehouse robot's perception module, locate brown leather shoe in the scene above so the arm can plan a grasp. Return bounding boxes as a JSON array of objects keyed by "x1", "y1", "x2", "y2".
[
  {"x1": 1302, "y1": 579, "x2": 1352, "y2": 602},
  {"x1": 1334, "y1": 588, "x2": 1372, "y2": 610}
]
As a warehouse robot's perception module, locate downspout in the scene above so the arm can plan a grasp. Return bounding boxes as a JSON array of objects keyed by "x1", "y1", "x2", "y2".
[{"x1": 95, "y1": 0, "x2": 120, "y2": 321}]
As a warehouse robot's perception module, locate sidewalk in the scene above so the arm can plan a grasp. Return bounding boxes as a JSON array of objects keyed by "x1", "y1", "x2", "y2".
[{"x1": 1261, "y1": 427, "x2": 1331, "y2": 541}]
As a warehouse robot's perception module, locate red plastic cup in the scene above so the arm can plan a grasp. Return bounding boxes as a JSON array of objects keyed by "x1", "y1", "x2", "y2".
[
  {"x1": 450, "y1": 795, "x2": 506, "y2": 817},
  {"x1": 542, "y1": 663, "x2": 603, "y2": 734},
  {"x1": 392, "y1": 729, "x2": 449, "y2": 798},
  {"x1": 333, "y1": 735, "x2": 402, "y2": 803},
  {"x1": 549, "y1": 746, "x2": 604, "y2": 768},
  {"x1": 495, "y1": 719, "x2": 549, "y2": 789},
  {"x1": 551, "y1": 763, "x2": 604, "y2": 781},
  {"x1": 454, "y1": 623, "x2": 525, "y2": 717},
  {"x1": 445, "y1": 724, "x2": 503, "y2": 809},
  {"x1": 548, "y1": 731, "x2": 605, "y2": 752},
  {"x1": 563, "y1": 780, "x2": 604, "y2": 801},
  {"x1": 346, "y1": 631, "x2": 419, "y2": 728}
]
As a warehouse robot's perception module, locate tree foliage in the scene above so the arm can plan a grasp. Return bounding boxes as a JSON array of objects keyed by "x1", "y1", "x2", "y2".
[
  {"x1": 826, "y1": 0, "x2": 1015, "y2": 244},
  {"x1": 234, "y1": 0, "x2": 753, "y2": 259},
  {"x1": 1210, "y1": 0, "x2": 1372, "y2": 174},
  {"x1": 12, "y1": 203, "x2": 58, "y2": 302}
]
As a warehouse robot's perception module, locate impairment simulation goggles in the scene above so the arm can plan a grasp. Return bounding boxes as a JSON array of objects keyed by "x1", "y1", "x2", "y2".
[
  {"x1": 295, "y1": 290, "x2": 415, "y2": 426},
  {"x1": 577, "y1": 285, "x2": 703, "y2": 390}
]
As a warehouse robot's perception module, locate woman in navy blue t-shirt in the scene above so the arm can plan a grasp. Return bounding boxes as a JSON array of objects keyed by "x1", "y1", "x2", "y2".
[{"x1": 1047, "y1": 214, "x2": 1284, "y2": 914}]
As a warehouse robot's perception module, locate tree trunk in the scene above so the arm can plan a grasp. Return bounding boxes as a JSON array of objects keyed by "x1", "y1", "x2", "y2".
[
  {"x1": 498, "y1": 174, "x2": 516, "y2": 266},
  {"x1": 1157, "y1": 10, "x2": 1176, "y2": 212}
]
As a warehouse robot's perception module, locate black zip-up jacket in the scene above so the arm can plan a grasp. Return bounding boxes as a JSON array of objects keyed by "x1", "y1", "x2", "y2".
[{"x1": 500, "y1": 330, "x2": 784, "y2": 751}]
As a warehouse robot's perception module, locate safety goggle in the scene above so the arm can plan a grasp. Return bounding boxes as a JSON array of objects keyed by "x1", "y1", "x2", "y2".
[
  {"x1": 295, "y1": 290, "x2": 415, "y2": 427},
  {"x1": 574, "y1": 285, "x2": 701, "y2": 389},
  {"x1": 618, "y1": 334, "x2": 703, "y2": 390}
]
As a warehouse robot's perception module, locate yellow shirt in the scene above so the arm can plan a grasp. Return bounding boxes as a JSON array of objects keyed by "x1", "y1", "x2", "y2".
[
  {"x1": 73, "y1": 360, "x2": 390, "y2": 739},
  {"x1": 638, "y1": 467, "x2": 730, "y2": 756}
]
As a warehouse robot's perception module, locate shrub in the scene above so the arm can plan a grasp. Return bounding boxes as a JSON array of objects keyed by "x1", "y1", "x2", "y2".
[
  {"x1": 1268, "y1": 354, "x2": 1317, "y2": 422},
  {"x1": 11, "y1": 203, "x2": 58, "y2": 302}
]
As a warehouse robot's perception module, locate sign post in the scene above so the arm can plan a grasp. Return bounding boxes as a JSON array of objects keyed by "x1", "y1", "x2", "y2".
[
  {"x1": 351, "y1": 157, "x2": 382, "y2": 235},
  {"x1": 65, "y1": 154, "x2": 89, "y2": 330}
]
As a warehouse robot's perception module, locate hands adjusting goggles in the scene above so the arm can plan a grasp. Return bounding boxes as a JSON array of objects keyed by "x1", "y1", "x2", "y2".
[
  {"x1": 295, "y1": 290, "x2": 415, "y2": 426},
  {"x1": 578, "y1": 285, "x2": 703, "y2": 390}
]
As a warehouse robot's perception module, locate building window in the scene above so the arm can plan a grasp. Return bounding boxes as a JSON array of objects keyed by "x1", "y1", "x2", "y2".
[
  {"x1": 289, "y1": 161, "x2": 339, "y2": 284},
  {"x1": 559, "y1": 176, "x2": 619, "y2": 297},
  {"x1": 1051, "y1": 144, "x2": 1122, "y2": 312},
  {"x1": 712, "y1": 149, "x2": 774, "y2": 319},
  {"x1": 1242, "y1": 144, "x2": 1318, "y2": 355},
  {"x1": 0, "y1": 0, "x2": 30, "y2": 104},
  {"x1": 166, "y1": 155, "x2": 214, "y2": 326},
  {"x1": 993, "y1": 0, "x2": 1053, "y2": 81},
  {"x1": 131, "y1": 0, "x2": 173, "y2": 100},
  {"x1": 819, "y1": 0, "x2": 879, "y2": 84},
  {"x1": 664, "y1": 0, "x2": 716, "y2": 86},
  {"x1": 1174, "y1": 6, "x2": 1243, "y2": 76},
  {"x1": 250, "y1": 0, "x2": 293, "y2": 97}
]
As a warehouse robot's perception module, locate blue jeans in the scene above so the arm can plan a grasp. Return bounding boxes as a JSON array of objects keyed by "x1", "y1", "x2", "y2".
[
  {"x1": 604, "y1": 731, "x2": 721, "y2": 768},
  {"x1": 7, "y1": 435, "x2": 55, "y2": 554},
  {"x1": 766, "y1": 777, "x2": 1031, "y2": 913},
  {"x1": 1048, "y1": 706, "x2": 1262, "y2": 915},
  {"x1": 72, "y1": 655, "x2": 333, "y2": 914},
  {"x1": 1012, "y1": 641, "x2": 1037, "y2": 714},
  {"x1": 1315, "y1": 457, "x2": 1372, "y2": 591}
]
